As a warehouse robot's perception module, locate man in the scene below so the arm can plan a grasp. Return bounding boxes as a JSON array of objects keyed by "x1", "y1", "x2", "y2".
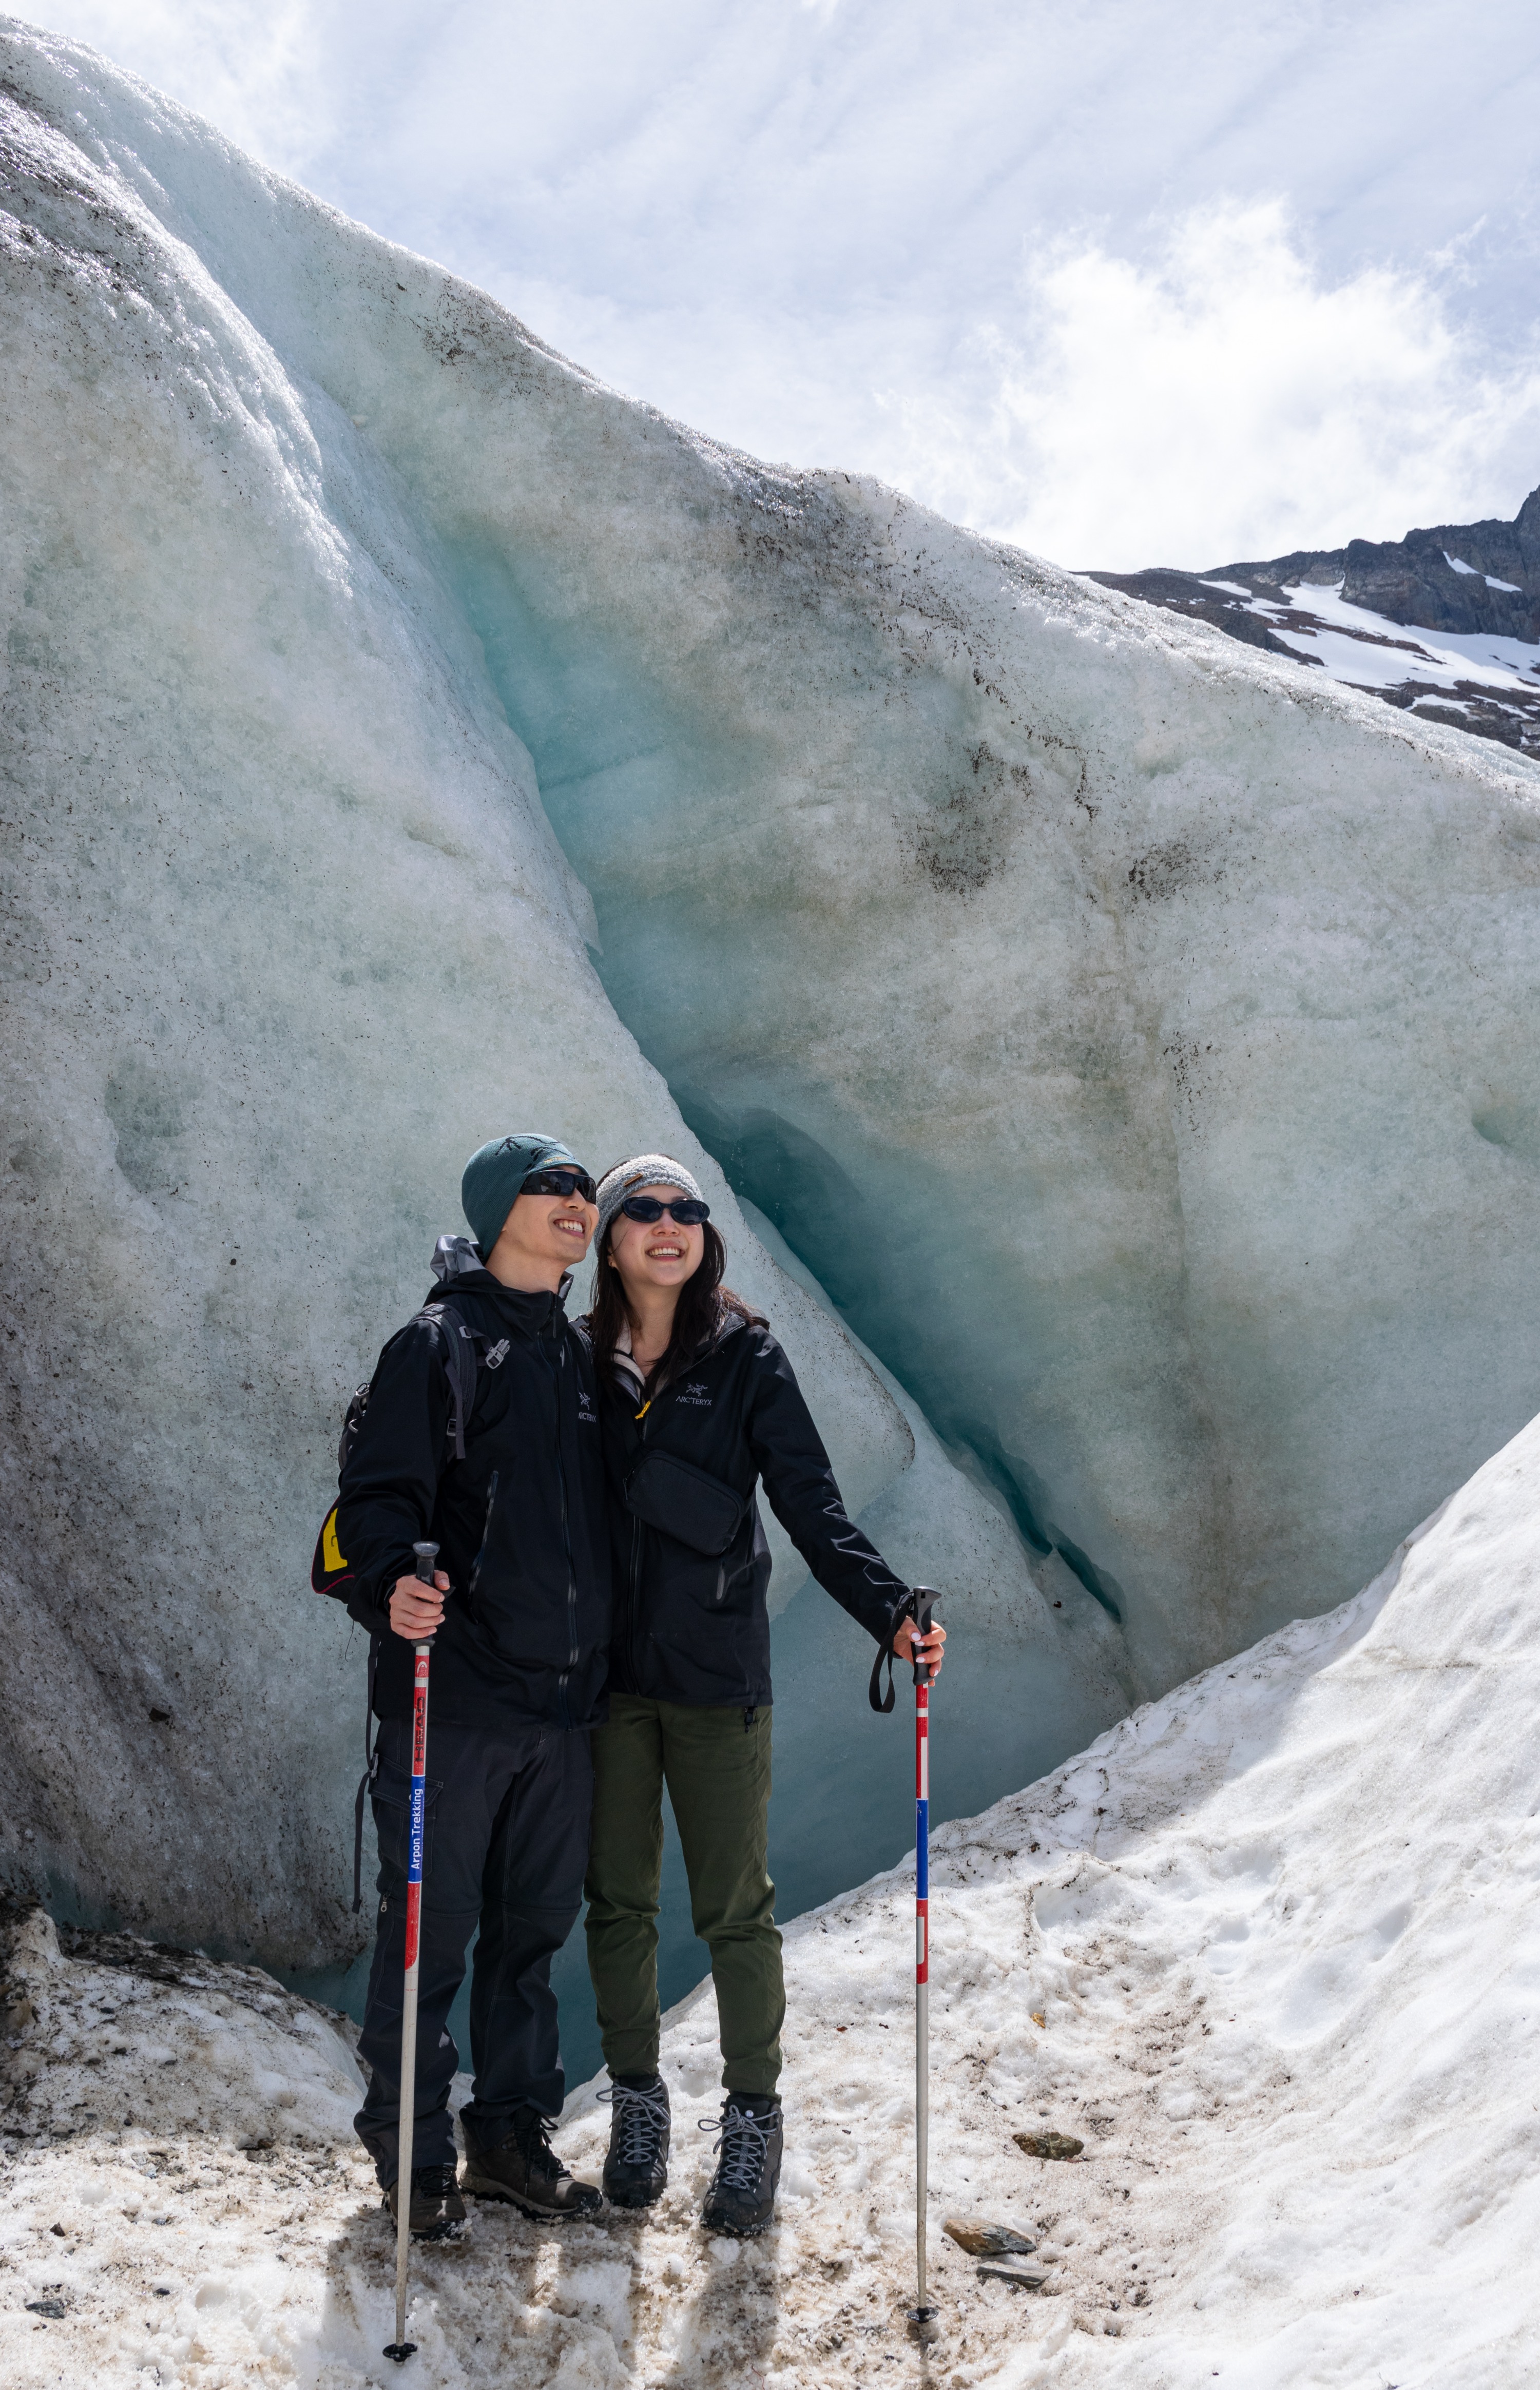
[{"x1": 330, "y1": 1133, "x2": 611, "y2": 2237}]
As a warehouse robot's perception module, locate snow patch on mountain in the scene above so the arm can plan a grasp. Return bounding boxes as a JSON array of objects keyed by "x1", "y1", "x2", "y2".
[{"x1": 1232, "y1": 575, "x2": 1540, "y2": 734}]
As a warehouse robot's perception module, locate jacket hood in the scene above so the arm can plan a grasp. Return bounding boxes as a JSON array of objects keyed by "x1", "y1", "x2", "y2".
[{"x1": 429, "y1": 1233, "x2": 572, "y2": 1331}]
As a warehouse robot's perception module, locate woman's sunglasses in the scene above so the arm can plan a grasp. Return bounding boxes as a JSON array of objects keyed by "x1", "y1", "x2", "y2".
[
  {"x1": 521, "y1": 1166, "x2": 598, "y2": 1203},
  {"x1": 620, "y1": 1196, "x2": 711, "y2": 1225}
]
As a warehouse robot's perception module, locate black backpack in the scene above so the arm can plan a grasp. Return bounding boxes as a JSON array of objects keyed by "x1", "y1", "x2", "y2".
[{"x1": 310, "y1": 1299, "x2": 482, "y2": 1606}]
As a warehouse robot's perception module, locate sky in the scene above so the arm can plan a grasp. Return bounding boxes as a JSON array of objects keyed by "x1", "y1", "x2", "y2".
[{"x1": 14, "y1": 1, "x2": 1540, "y2": 569}]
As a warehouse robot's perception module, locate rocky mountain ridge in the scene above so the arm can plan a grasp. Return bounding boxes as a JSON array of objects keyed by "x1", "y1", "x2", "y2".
[{"x1": 1089, "y1": 483, "x2": 1540, "y2": 756}]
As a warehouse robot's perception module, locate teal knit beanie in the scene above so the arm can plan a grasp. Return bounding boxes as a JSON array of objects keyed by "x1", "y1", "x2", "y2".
[{"x1": 461, "y1": 1131, "x2": 582, "y2": 1257}]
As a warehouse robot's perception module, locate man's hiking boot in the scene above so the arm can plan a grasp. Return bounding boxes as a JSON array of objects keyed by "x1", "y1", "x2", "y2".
[
  {"x1": 700, "y1": 2092, "x2": 783, "y2": 2238},
  {"x1": 383, "y1": 2162, "x2": 466, "y2": 2242},
  {"x1": 599, "y1": 2074, "x2": 671, "y2": 2208},
  {"x1": 461, "y1": 2104, "x2": 603, "y2": 2220}
]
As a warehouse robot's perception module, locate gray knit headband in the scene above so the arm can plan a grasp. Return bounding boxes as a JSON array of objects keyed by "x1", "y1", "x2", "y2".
[{"x1": 594, "y1": 1153, "x2": 707, "y2": 1244}]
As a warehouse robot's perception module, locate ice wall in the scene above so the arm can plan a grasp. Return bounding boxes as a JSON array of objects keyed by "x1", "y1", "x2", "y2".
[
  {"x1": 38, "y1": 24, "x2": 1531, "y2": 1700},
  {"x1": 0, "y1": 25, "x2": 1127, "y2": 1968},
  {"x1": 7, "y1": 23, "x2": 1540, "y2": 1970}
]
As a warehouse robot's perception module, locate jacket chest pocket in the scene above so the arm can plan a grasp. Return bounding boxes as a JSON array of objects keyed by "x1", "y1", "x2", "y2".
[{"x1": 625, "y1": 1447, "x2": 745, "y2": 1555}]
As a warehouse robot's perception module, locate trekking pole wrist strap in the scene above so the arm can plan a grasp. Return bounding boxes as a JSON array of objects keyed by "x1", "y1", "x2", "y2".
[
  {"x1": 869, "y1": 1589, "x2": 918, "y2": 1714},
  {"x1": 867, "y1": 1586, "x2": 939, "y2": 1712}
]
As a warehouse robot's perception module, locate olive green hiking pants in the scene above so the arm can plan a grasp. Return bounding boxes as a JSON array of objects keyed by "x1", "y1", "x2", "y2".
[{"x1": 585, "y1": 1694, "x2": 784, "y2": 2095}]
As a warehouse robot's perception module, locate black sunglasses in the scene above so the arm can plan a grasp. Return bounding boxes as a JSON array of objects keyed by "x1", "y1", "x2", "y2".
[
  {"x1": 620, "y1": 1195, "x2": 711, "y2": 1225},
  {"x1": 521, "y1": 1166, "x2": 597, "y2": 1203}
]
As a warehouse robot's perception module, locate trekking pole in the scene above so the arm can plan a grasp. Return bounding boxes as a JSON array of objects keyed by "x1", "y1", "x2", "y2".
[
  {"x1": 384, "y1": 1539, "x2": 440, "y2": 2366},
  {"x1": 908, "y1": 1589, "x2": 940, "y2": 2325}
]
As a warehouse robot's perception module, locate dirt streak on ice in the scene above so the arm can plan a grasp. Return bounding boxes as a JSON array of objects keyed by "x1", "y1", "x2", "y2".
[{"x1": 7, "y1": 1409, "x2": 1540, "y2": 2384}]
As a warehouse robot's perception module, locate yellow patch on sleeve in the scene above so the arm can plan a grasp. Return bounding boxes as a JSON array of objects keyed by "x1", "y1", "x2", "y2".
[{"x1": 322, "y1": 1507, "x2": 346, "y2": 1574}]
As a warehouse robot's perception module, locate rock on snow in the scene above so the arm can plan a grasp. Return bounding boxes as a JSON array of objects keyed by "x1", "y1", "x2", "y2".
[{"x1": 7, "y1": 1409, "x2": 1539, "y2": 2385}]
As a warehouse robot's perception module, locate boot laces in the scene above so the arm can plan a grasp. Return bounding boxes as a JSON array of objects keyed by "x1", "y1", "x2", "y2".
[
  {"x1": 511, "y1": 2108, "x2": 563, "y2": 2175},
  {"x1": 599, "y1": 2080, "x2": 670, "y2": 2167},
  {"x1": 702, "y1": 2100, "x2": 772, "y2": 2194}
]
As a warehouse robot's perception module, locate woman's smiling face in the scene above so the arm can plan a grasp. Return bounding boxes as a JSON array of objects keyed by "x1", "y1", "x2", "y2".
[{"x1": 607, "y1": 1181, "x2": 707, "y2": 1295}]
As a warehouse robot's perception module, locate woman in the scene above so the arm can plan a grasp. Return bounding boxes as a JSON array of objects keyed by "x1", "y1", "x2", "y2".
[{"x1": 580, "y1": 1152, "x2": 945, "y2": 2237}]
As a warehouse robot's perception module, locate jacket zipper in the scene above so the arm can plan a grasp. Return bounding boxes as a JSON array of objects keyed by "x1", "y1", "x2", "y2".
[
  {"x1": 628, "y1": 1397, "x2": 656, "y2": 1689},
  {"x1": 544, "y1": 1336, "x2": 579, "y2": 1728},
  {"x1": 467, "y1": 1469, "x2": 499, "y2": 1617}
]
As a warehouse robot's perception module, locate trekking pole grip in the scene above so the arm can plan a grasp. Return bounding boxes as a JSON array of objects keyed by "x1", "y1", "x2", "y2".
[
  {"x1": 911, "y1": 1588, "x2": 938, "y2": 1687},
  {"x1": 412, "y1": 1540, "x2": 440, "y2": 1649}
]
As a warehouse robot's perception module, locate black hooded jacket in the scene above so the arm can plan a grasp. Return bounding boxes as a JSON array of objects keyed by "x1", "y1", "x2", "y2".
[
  {"x1": 334, "y1": 1244, "x2": 611, "y2": 1730},
  {"x1": 593, "y1": 1308, "x2": 908, "y2": 1709}
]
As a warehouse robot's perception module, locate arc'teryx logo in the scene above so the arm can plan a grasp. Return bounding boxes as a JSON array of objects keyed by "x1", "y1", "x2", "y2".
[
  {"x1": 677, "y1": 1381, "x2": 713, "y2": 1406},
  {"x1": 578, "y1": 1391, "x2": 596, "y2": 1421}
]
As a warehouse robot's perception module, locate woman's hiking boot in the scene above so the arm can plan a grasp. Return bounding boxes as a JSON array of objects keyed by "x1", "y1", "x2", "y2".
[
  {"x1": 461, "y1": 2104, "x2": 603, "y2": 2220},
  {"x1": 599, "y1": 2074, "x2": 671, "y2": 2208},
  {"x1": 383, "y1": 2162, "x2": 466, "y2": 2242},
  {"x1": 700, "y1": 2092, "x2": 783, "y2": 2238}
]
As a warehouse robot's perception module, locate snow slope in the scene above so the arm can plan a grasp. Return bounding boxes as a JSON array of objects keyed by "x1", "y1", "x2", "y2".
[{"x1": 7, "y1": 1410, "x2": 1539, "y2": 2385}]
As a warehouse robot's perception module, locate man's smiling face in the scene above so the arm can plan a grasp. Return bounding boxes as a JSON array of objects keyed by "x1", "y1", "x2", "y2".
[
  {"x1": 485, "y1": 1177, "x2": 600, "y2": 1289},
  {"x1": 511, "y1": 1185, "x2": 599, "y2": 1267}
]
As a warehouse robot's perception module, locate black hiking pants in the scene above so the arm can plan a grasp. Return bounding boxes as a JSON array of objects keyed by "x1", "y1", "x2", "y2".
[{"x1": 354, "y1": 1711, "x2": 592, "y2": 2187}]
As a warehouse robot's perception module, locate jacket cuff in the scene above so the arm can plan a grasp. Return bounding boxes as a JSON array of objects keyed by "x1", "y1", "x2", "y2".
[
  {"x1": 344, "y1": 1580, "x2": 393, "y2": 1633},
  {"x1": 876, "y1": 1589, "x2": 910, "y2": 1648}
]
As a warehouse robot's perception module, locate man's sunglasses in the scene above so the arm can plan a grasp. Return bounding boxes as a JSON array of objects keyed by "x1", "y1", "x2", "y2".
[
  {"x1": 620, "y1": 1195, "x2": 711, "y2": 1226},
  {"x1": 521, "y1": 1166, "x2": 598, "y2": 1203}
]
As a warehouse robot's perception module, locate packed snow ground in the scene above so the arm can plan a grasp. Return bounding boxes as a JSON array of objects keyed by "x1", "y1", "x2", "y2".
[{"x1": 8, "y1": 1411, "x2": 1540, "y2": 2387}]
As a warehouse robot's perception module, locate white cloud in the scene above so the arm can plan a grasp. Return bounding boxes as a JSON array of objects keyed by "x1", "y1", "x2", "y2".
[
  {"x1": 15, "y1": 1, "x2": 1540, "y2": 568},
  {"x1": 872, "y1": 203, "x2": 1540, "y2": 567}
]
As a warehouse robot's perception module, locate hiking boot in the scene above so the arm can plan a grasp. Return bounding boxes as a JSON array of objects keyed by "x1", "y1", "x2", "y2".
[
  {"x1": 700, "y1": 2093, "x2": 783, "y2": 2238},
  {"x1": 382, "y1": 2162, "x2": 466, "y2": 2242},
  {"x1": 599, "y1": 2074, "x2": 671, "y2": 2208},
  {"x1": 461, "y1": 2104, "x2": 603, "y2": 2220}
]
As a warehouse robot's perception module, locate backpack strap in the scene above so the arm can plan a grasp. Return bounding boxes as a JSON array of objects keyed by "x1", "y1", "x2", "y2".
[
  {"x1": 352, "y1": 1631, "x2": 381, "y2": 1914},
  {"x1": 418, "y1": 1301, "x2": 481, "y2": 1461}
]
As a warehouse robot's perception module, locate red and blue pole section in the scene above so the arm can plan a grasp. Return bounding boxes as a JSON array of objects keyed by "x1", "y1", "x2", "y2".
[
  {"x1": 384, "y1": 1539, "x2": 439, "y2": 2366},
  {"x1": 910, "y1": 1588, "x2": 939, "y2": 2324}
]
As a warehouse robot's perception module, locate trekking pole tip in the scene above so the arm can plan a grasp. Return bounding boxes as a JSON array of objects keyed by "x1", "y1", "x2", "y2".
[{"x1": 382, "y1": 2341, "x2": 418, "y2": 2363}]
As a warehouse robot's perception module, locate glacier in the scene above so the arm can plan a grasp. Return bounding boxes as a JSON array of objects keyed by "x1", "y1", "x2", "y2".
[
  {"x1": 0, "y1": 21, "x2": 1121, "y2": 1974},
  {"x1": 5, "y1": 13, "x2": 1540, "y2": 1995}
]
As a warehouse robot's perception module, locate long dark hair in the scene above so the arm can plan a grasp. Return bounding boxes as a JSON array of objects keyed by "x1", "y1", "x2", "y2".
[{"x1": 586, "y1": 1216, "x2": 763, "y2": 1397}]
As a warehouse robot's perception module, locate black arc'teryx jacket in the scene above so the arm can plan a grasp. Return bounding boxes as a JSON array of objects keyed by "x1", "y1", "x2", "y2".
[
  {"x1": 592, "y1": 1306, "x2": 908, "y2": 1709},
  {"x1": 334, "y1": 1242, "x2": 611, "y2": 1731}
]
